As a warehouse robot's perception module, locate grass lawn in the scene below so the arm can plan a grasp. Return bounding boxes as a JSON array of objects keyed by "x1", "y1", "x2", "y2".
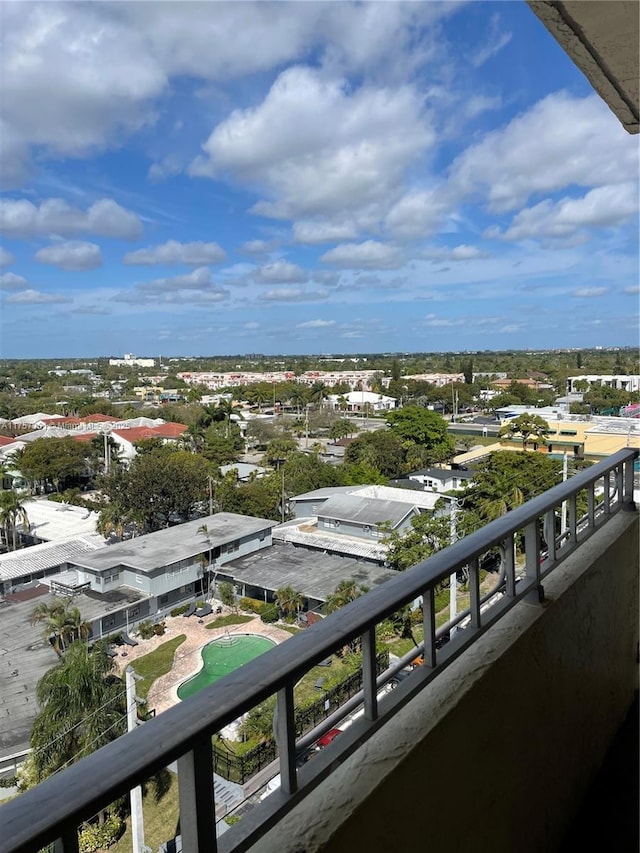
[
  {"x1": 205, "y1": 614, "x2": 253, "y2": 630},
  {"x1": 277, "y1": 624, "x2": 301, "y2": 635},
  {"x1": 133, "y1": 635, "x2": 186, "y2": 701},
  {"x1": 110, "y1": 773, "x2": 180, "y2": 853}
]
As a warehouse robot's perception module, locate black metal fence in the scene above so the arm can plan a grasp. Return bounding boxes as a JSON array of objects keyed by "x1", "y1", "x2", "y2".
[{"x1": 212, "y1": 651, "x2": 390, "y2": 783}]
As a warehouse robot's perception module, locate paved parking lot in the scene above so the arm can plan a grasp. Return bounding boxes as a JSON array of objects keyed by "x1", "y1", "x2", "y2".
[{"x1": 0, "y1": 586, "x2": 61, "y2": 760}]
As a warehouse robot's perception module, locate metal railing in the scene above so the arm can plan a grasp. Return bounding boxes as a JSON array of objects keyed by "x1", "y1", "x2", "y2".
[{"x1": 1, "y1": 448, "x2": 637, "y2": 853}]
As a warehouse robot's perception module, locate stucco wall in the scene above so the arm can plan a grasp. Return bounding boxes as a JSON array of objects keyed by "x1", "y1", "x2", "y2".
[{"x1": 253, "y1": 509, "x2": 639, "y2": 853}]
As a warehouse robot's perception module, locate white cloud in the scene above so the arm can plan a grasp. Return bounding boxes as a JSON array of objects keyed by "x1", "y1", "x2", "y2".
[
  {"x1": 488, "y1": 183, "x2": 639, "y2": 242},
  {"x1": 423, "y1": 314, "x2": 465, "y2": 327},
  {"x1": 123, "y1": 240, "x2": 226, "y2": 266},
  {"x1": 1, "y1": 2, "x2": 455, "y2": 186},
  {"x1": 292, "y1": 220, "x2": 359, "y2": 245},
  {"x1": 0, "y1": 271, "x2": 27, "y2": 290},
  {"x1": 384, "y1": 188, "x2": 451, "y2": 240},
  {"x1": 260, "y1": 288, "x2": 328, "y2": 302},
  {"x1": 0, "y1": 198, "x2": 143, "y2": 240},
  {"x1": 35, "y1": 240, "x2": 102, "y2": 271},
  {"x1": 137, "y1": 267, "x2": 216, "y2": 292},
  {"x1": 243, "y1": 322, "x2": 260, "y2": 330},
  {"x1": 296, "y1": 319, "x2": 336, "y2": 329},
  {"x1": 0, "y1": 247, "x2": 15, "y2": 267},
  {"x1": 449, "y1": 93, "x2": 639, "y2": 212},
  {"x1": 191, "y1": 66, "x2": 433, "y2": 220},
  {"x1": 255, "y1": 259, "x2": 308, "y2": 284},
  {"x1": 426, "y1": 244, "x2": 490, "y2": 262},
  {"x1": 470, "y1": 15, "x2": 512, "y2": 68},
  {"x1": 240, "y1": 240, "x2": 272, "y2": 255},
  {"x1": 572, "y1": 287, "x2": 609, "y2": 298},
  {"x1": 321, "y1": 240, "x2": 403, "y2": 269},
  {"x1": 6, "y1": 289, "x2": 70, "y2": 304}
]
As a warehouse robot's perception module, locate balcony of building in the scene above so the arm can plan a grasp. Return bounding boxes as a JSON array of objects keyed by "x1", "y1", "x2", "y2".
[{"x1": 0, "y1": 448, "x2": 637, "y2": 853}]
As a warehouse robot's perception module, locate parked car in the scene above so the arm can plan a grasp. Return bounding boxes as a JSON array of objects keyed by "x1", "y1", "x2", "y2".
[{"x1": 315, "y1": 728, "x2": 342, "y2": 749}]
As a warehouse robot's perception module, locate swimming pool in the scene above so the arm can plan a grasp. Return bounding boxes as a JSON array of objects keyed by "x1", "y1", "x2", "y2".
[{"x1": 177, "y1": 634, "x2": 276, "y2": 701}]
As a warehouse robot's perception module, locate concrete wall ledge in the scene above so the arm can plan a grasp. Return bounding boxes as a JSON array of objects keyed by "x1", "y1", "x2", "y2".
[{"x1": 254, "y1": 510, "x2": 639, "y2": 853}]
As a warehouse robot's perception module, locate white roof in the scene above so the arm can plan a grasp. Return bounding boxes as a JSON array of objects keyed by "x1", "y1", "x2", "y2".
[
  {"x1": 352, "y1": 485, "x2": 442, "y2": 510},
  {"x1": 327, "y1": 391, "x2": 396, "y2": 404},
  {"x1": 10, "y1": 413, "x2": 63, "y2": 425},
  {"x1": 273, "y1": 520, "x2": 387, "y2": 561},
  {"x1": 17, "y1": 427, "x2": 72, "y2": 442},
  {"x1": 0, "y1": 534, "x2": 105, "y2": 583},
  {"x1": 19, "y1": 500, "x2": 100, "y2": 542}
]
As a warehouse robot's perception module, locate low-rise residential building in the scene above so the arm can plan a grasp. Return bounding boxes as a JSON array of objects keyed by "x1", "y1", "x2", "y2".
[
  {"x1": 108, "y1": 354, "x2": 156, "y2": 368},
  {"x1": 566, "y1": 374, "x2": 640, "y2": 393},
  {"x1": 406, "y1": 466, "x2": 474, "y2": 492},
  {"x1": 325, "y1": 391, "x2": 397, "y2": 412},
  {"x1": 316, "y1": 494, "x2": 418, "y2": 541}
]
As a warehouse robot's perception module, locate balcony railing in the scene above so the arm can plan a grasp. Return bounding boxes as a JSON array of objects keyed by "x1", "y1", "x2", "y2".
[{"x1": 1, "y1": 448, "x2": 637, "y2": 853}]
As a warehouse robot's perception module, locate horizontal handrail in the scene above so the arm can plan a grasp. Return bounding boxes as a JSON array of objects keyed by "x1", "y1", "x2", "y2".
[{"x1": 0, "y1": 448, "x2": 636, "y2": 853}]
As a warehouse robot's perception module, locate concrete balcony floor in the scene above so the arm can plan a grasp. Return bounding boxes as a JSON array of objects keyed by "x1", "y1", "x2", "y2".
[{"x1": 560, "y1": 691, "x2": 639, "y2": 852}]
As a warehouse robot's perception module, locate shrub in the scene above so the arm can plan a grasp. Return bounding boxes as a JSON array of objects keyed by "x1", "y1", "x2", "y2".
[
  {"x1": 170, "y1": 604, "x2": 190, "y2": 617},
  {"x1": 239, "y1": 597, "x2": 263, "y2": 614},
  {"x1": 153, "y1": 622, "x2": 166, "y2": 636},
  {"x1": 260, "y1": 605, "x2": 278, "y2": 624},
  {"x1": 137, "y1": 620, "x2": 156, "y2": 640},
  {"x1": 78, "y1": 813, "x2": 123, "y2": 852}
]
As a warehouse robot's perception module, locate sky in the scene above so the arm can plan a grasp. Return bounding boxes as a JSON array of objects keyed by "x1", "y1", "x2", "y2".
[{"x1": 0, "y1": 1, "x2": 638, "y2": 359}]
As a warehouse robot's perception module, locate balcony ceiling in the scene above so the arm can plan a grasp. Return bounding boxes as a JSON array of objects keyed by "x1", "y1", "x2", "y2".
[{"x1": 528, "y1": 1, "x2": 639, "y2": 133}]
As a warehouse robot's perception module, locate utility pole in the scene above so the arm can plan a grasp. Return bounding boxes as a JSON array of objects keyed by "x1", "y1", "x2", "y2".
[
  {"x1": 449, "y1": 500, "x2": 458, "y2": 637},
  {"x1": 125, "y1": 668, "x2": 145, "y2": 853},
  {"x1": 304, "y1": 405, "x2": 309, "y2": 449},
  {"x1": 207, "y1": 475, "x2": 214, "y2": 516},
  {"x1": 281, "y1": 465, "x2": 286, "y2": 524}
]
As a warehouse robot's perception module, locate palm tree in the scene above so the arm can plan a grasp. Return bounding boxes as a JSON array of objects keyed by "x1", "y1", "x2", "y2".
[
  {"x1": 324, "y1": 579, "x2": 368, "y2": 614},
  {"x1": 0, "y1": 489, "x2": 30, "y2": 550},
  {"x1": 97, "y1": 503, "x2": 127, "y2": 541},
  {"x1": 28, "y1": 641, "x2": 126, "y2": 784},
  {"x1": 274, "y1": 585, "x2": 303, "y2": 620},
  {"x1": 31, "y1": 598, "x2": 90, "y2": 654}
]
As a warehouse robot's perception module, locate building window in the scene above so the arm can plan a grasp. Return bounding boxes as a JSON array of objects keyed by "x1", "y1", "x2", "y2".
[
  {"x1": 135, "y1": 575, "x2": 143, "y2": 585},
  {"x1": 159, "y1": 595, "x2": 168, "y2": 606},
  {"x1": 129, "y1": 606, "x2": 140, "y2": 618}
]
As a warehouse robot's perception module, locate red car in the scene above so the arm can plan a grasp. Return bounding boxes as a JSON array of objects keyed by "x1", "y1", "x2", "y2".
[{"x1": 315, "y1": 728, "x2": 342, "y2": 749}]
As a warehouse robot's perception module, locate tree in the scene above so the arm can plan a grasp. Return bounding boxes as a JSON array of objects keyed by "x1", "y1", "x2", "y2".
[
  {"x1": 219, "y1": 581, "x2": 236, "y2": 610},
  {"x1": 343, "y1": 430, "x2": 406, "y2": 478},
  {"x1": 0, "y1": 489, "x2": 30, "y2": 550},
  {"x1": 329, "y1": 418, "x2": 356, "y2": 442},
  {"x1": 274, "y1": 585, "x2": 303, "y2": 619},
  {"x1": 31, "y1": 598, "x2": 91, "y2": 654},
  {"x1": 100, "y1": 446, "x2": 211, "y2": 533},
  {"x1": 324, "y1": 579, "x2": 369, "y2": 614},
  {"x1": 263, "y1": 437, "x2": 298, "y2": 467},
  {"x1": 384, "y1": 512, "x2": 451, "y2": 571},
  {"x1": 18, "y1": 437, "x2": 89, "y2": 492},
  {"x1": 384, "y1": 407, "x2": 454, "y2": 463},
  {"x1": 498, "y1": 414, "x2": 551, "y2": 450},
  {"x1": 26, "y1": 641, "x2": 126, "y2": 784},
  {"x1": 460, "y1": 451, "x2": 562, "y2": 531}
]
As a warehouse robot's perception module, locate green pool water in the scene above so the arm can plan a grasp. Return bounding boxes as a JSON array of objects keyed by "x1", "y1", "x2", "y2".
[{"x1": 177, "y1": 634, "x2": 276, "y2": 700}]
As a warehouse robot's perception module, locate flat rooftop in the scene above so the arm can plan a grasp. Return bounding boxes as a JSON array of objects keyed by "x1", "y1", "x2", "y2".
[
  {"x1": 20, "y1": 499, "x2": 100, "y2": 542},
  {"x1": 70, "y1": 513, "x2": 275, "y2": 573},
  {"x1": 223, "y1": 542, "x2": 397, "y2": 602}
]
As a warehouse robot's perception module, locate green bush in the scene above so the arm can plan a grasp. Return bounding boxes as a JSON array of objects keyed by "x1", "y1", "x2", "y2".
[
  {"x1": 153, "y1": 622, "x2": 166, "y2": 636},
  {"x1": 260, "y1": 605, "x2": 278, "y2": 624},
  {"x1": 137, "y1": 620, "x2": 156, "y2": 640},
  {"x1": 170, "y1": 604, "x2": 190, "y2": 617},
  {"x1": 239, "y1": 597, "x2": 263, "y2": 614},
  {"x1": 78, "y1": 813, "x2": 123, "y2": 852}
]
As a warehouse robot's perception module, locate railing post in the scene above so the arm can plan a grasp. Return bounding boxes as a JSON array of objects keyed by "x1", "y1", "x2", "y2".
[
  {"x1": 422, "y1": 587, "x2": 436, "y2": 668},
  {"x1": 587, "y1": 483, "x2": 596, "y2": 528},
  {"x1": 276, "y1": 683, "x2": 297, "y2": 795},
  {"x1": 543, "y1": 510, "x2": 556, "y2": 564},
  {"x1": 178, "y1": 736, "x2": 216, "y2": 853},
  {"x1": 469, "y1": 558, "x2": 481, "y2": 629},
  {"x1": 603, "y1": 471, "x2": 611, "y2": 515},
  {"x1": 54, "y1": 828, "x2": 79, "y2": 853},
  {"x1": 525, "y1": 521, "x2": 543, "y2": 602},
  {"x1": 623, "y1": 457, "x2": 637, "y2": 510},
  {"x1": 568, "y1": 493, "x2": 578, "y2": 544},
  {"x1": 503, "y1": 536, "x2": 516, "y2": 597},
  {"x1": 362, "y1": 626, "x2": 378, "y2": 721},
  {"x1": 615, "y1": 462, "x2": 624, "y2": 509}
]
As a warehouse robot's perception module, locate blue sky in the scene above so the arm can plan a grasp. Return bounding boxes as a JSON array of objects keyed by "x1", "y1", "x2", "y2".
[{"x1": 0, "y1": 1, "x2": 638, "y2": 359}]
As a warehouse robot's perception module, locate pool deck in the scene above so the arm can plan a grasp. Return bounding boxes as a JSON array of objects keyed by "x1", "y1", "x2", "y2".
[{"x1": 114, "y1": 611, "x2": 293, "y2": 714}]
